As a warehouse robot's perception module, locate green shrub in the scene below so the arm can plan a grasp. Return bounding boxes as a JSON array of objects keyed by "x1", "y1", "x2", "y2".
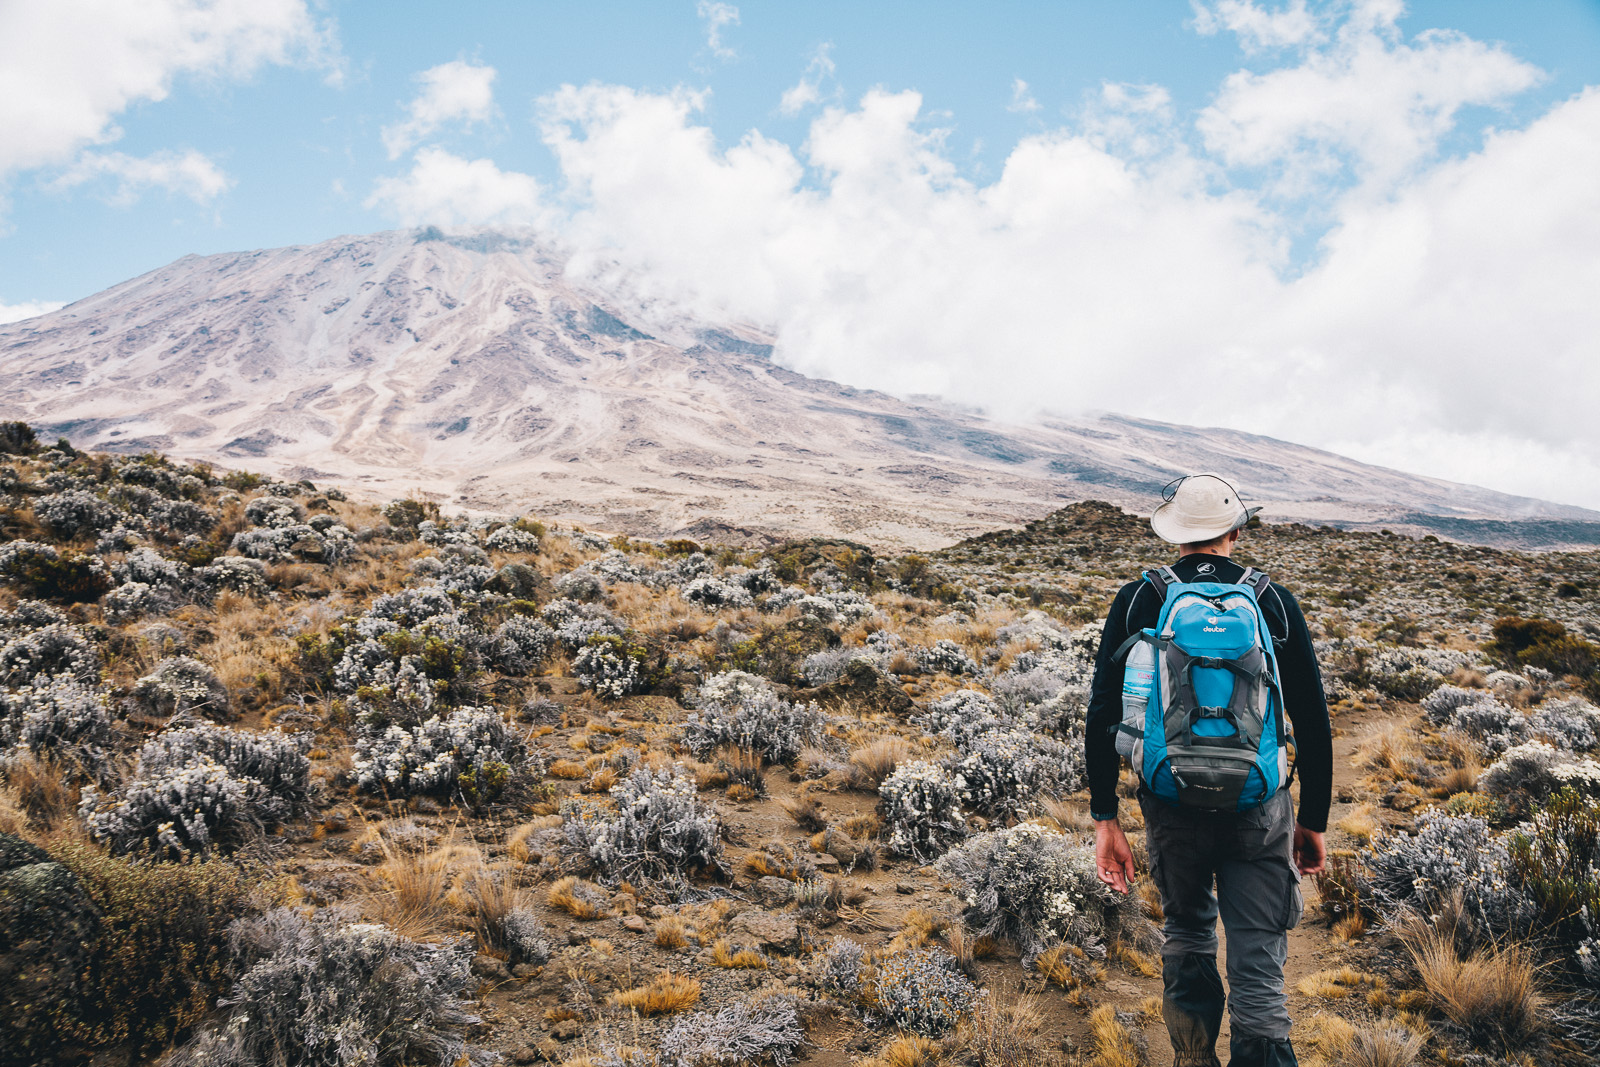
[
  {"x1": 1487, "y1": 616, "x2": 1599, "y2": 696},
  {"x1": 220, "y1": 469, "x2": 263, "y2": 491},
  {"x1": 0, "y1": 544, "x2": 112, "y2": 603},
  {"x1": 0, "y1": 421, "x2": 39, "y2": 455},
  {"x1": 1508, "y1": 788, "x2": 1600, "y2": 960},
  {"x1": 48, "y1": 841, "x2": 255, "y2": 1053}
]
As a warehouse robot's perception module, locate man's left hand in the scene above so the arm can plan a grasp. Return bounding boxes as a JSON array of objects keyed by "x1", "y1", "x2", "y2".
[{"x1": 1293, "y1": 823, "x2": 1325, "y2": 876}]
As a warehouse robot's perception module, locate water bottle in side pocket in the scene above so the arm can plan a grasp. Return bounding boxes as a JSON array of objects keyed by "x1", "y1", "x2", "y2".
[{"x1": 1116, "y1": 629, "x2": 1157, "y2": 762}]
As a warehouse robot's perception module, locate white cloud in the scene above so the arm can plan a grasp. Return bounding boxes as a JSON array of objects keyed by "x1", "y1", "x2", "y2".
[
  {"x1": 365, "y1": 6, "x2": 1600, "y2": 509},
  {"x1": 54, "y1": 148, "x2": 230, "y2": 204},
  {"x1": 0, "y1": 0, "x2": 334, "y2": 180},
  {"x1": 1197, "y1": 2, "x2": 1542, "y2": 196},
  {"x1": 382, "y1": 60, "x2": 498, "y2": 159},
  {"x1": 779, "y1": 43, "x2": 836, "y2": 116},
  {"x1": 697, "y1": 1, "x2": 740, "y2": 60},
  {"x1": 366, "y1": 146, "x2": 546, "y2": 227},
  {"x1": 1192, "y1": 0, "x2": 1320, "y2": 52},
  {"x1": 1007, "y1": 78, "x2": 1040, "y2": 114},
  {"x1": 0, "y1": 299, "x2": 65, "y2": 325}
]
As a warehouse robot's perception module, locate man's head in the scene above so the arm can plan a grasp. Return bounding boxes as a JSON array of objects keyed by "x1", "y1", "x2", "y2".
[{"x1": 1150, "y1": 474, "x2": 1259, "y2": 552}]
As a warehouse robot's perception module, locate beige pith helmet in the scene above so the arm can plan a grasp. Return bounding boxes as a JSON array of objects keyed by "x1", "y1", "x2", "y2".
[{"x1": 1150, "y1": 473, "x2": 1262, "y2": 544}]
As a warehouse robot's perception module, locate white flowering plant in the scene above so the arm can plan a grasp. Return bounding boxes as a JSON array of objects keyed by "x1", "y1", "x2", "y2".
[
  {"x1": 935, "y1": 822, "x2": 1156, "y2": 961},
  {"x1": 878, "y1": 760, "x2": 966, "y2": 862},
  {"x1": 353, "y1": 705, "x2": 529, "y2": 802},
  {"x1": 560, "y1": 764, "x2": 723, "y2": 885}
]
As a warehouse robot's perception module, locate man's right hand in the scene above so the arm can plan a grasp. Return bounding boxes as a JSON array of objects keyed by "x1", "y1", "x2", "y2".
[{"x1": 1094, "y1": 818, "x2": 1137, "y2": 894}]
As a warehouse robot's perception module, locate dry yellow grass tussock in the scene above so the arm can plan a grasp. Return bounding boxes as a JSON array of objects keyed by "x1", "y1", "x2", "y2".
[
  {"x1": 1335, "y1": 804, "x2": 1380, "y2": 844},
  {"x1": 367, "y1": 833, "x2": 483, "y2": 940},
  {"x1": 0, "y1": 751, "x2": 80, "y2": 833},
  {"x1": 1297, "y1": 966, "x2": 1385, "y2": 1000},
  {"x1": 1087, "y1": 1005, "x2": 1147, "y2": 1067},
  {"x1": 956, "y1": 989, "x2": 1046, "y2": 1067},
  {"x1": 549, "y1": 759, "x2": 588, "y2": 779},
  {"x1": 607, "y1": 971, "x2": 702, "y2": 1014},
  {"x1": 1406, "y1": 928, "x2": 1544, "y2": 1046},
  {"x1": 1302, "y1": 1013, "x2": 1427, "y2": 1067},
  {"x1": 854, "y1": 1035, "x2": 942, "y2": 1067},
  {"x1": 548, "y1": 876, "x2": 610, "y2": 920},
  {"x1": 848, "y1": 736, "x2": 911, "y2": 788},
  {"x1": 654, "y1": 914, "x2": 694, "y2": 949},
  {"x1": 710, "y1": 938, "x2": 768, "y2": 969},
  {"x1": 779, "y1": 791, "x2": 828, "y2": 833}
]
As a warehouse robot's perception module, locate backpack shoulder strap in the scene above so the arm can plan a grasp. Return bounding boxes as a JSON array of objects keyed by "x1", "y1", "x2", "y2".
[
  {"x1": 1148, "y1": 566, "x2": 1180, "y2": 602},
  {"x1": 1124, "y1": 567, "x2": 1178, "y2": 634},
  {"x1": 1236, "y1": 566, "x2": 1271, "y2": 600}
]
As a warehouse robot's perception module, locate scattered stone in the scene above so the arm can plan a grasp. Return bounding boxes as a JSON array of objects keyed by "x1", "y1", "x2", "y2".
[
  {"x1": 550, "y1": 1018, "x2": 583, "y2": 1041},
  {"x1": 471, "y1": 953, "x2": 511, "y2": 982},
  {"x1": 621, "y1": 915, "x2": 649, "y2": 934},
  {"x1": 727, "y1": 909, "x2": 799, "y2": 955},
  {"x1": 895, "y1": 882, "x2": 916, "y2": 895},
  {"x1": 755, "y1": 876, "x2": 794, "y2": 907}
]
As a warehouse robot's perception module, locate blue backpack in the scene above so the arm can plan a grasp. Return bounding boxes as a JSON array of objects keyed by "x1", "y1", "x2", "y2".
[{"x1": 1113, "y1": 566, "x2": 1291, "y2": 811}]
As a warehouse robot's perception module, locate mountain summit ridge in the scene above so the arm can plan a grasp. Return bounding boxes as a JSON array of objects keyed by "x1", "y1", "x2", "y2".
[{"x1": 3, "y1": 227, "x2": 1594, "y2": 549}]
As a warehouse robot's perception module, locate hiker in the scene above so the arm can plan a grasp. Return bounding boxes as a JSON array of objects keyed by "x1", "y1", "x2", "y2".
[{"x1": 1085, "y1": 474, "x2": 1332, "y2": 1067}]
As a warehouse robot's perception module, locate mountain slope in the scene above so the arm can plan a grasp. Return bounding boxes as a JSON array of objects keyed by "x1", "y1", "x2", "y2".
[{"x1": 3, "y1": 227, "x2": 1595, "y2": 549}]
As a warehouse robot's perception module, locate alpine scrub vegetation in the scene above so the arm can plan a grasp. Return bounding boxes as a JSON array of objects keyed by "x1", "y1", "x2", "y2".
[{"x1": 2, "y1": 432, "x2": 1599, "y2": 1064}]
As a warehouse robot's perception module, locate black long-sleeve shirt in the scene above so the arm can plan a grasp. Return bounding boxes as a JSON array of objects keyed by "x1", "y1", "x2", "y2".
[{"x1": 1084, "y1": 551, "x2": 1333, "y2": 832}]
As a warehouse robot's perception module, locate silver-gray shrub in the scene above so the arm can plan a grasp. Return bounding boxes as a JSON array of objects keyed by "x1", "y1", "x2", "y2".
[
  {"x1": 870, "y1": 948, "x2": 980, "y2": 1035},
  {"x1": 657, "y1": 993, "x2": 806, "y2": 1067},
  {"x1": 914, "y1": 639, "x2": 978, "y2": 676},
  {"x1": 682, "y1": 689, "x2": 828, "y2": 764},
  {"x1": 353, "y1": 706, "x2": 527, "y2": 799},
  {"x1": 560, "y1": 764, "x2": 723, "y2": 885},
  {"x1": 0, "y1": 599, "x2": 72, "y2": 633},
  {"x1": 0, "y1": 674, "x2": 115, "y2": 773},
  {"x1": 194, "y1": 556, "x2": 271, "y2": 597},
  {"x1": 101, "y1": 581, "x2": 176, "y2": 623},
  {"x1": 935, "y1": 822, "x2": 1157, "y2": 962},
  {"x1": 946, "y1": 727, "x2": 1081, "y2": 821},
  {"x1": 688, "y1": 669, "x2": 775, "y2": 709},
  {"x1": 81, "y1": 723, "x2": 312, "y2": 857},
  {"x1": 879, "y1": 760, "x2": 967, "y2": 861},
  {"x1": 681, "y1": 575, "x2": 753, "y2": 609},
  {"x1": 114, "y1": 546, "x2": 195, "y2": 597},
  {"x1": 1421, "y1": 684, "x2": 1490, "y2": 725},
  {"x1": 814, "y1": 935, "x2": 866, "y2": 999},
  {"x1": 540, "y1": 598, "x2": 626, "y2": 649},
  {"x1": 35, "y1": 489, "x2": 124, "y2": 537},
  {"x1": 0, "y1": 622, "x2": 101, "y2": 685},
  {"x1": 1530, "y1": 697, "x2": 1600, "y2": 751},
  {"x1": 572, "y1": 636, "x2": 647, "y2": 699},
  {"x1": 484, "y1": 523, "x2": 541, "y2": 553},
  {"x1": 243, "y1": 496, "x2": 304, "y2": 528},
  {"x1": 1357, "y1": 810, "x2": 1534, "y2": 942},
  {"x1": 1448, "y1": 696, "x2": 1530, "y2": 756},
  {"x1": 912, "y1": 689, "x2": 1005, "y2": 747},
  {"x1": 1479, "y1": 741, "x2": 1600, "y2": 807},
  {"x1": 491, "y1": 615, "x2": 556, "y2": 675},
  {"x1": 130, "y1": 655, "x2": 231, "y2": 720},
  {"x1": 163, "y1": 907, "x2": 488, "y2": 1067},
  {"x1": 799, "y1": 646, "x2": 883, "y2": 687},
  {"x1": 140, "y1": 721, "x2": 312, "y2": 809}
]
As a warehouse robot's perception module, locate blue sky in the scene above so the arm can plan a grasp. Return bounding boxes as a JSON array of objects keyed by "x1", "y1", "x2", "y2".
[
  {"x1": 2, "y1": 1, "x2": 1599, "y2": 506},
  {"x1": 4, "y1": 1, "x2": 1596, "y2": 305}
]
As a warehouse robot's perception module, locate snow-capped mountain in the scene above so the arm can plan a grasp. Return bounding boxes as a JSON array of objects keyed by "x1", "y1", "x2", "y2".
[{"x1": 3, "y1": 228, "x2": 1595, "y2": 548}]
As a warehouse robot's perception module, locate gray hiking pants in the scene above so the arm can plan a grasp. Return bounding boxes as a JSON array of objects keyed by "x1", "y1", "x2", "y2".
[{"x1": 1141, "y1": 787, "x2": 1303, "y2": 1064}]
